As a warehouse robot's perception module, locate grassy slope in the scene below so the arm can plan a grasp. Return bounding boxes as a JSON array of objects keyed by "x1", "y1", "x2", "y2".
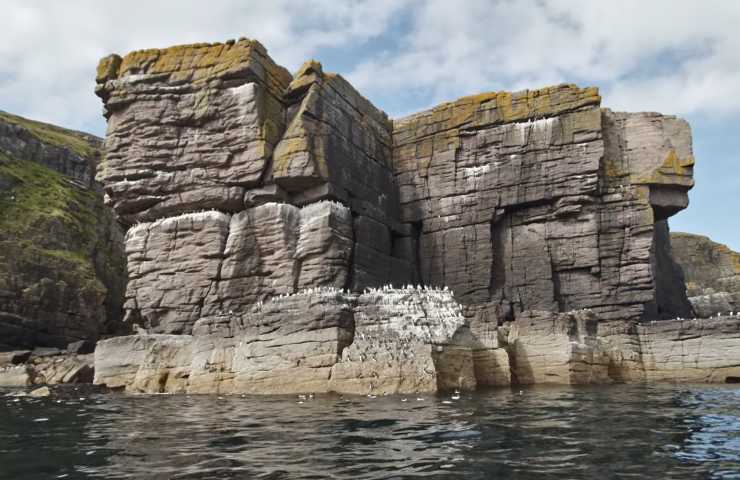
[
  {"x1": 0, "y1": 113, "x2": 125, "y2": 343},
  {"x1": 0, "y1": 110, "x2": 99, "y2": 159},
  {"x1": 0, "y1": 151, "x2": 105, "y2": 295}
]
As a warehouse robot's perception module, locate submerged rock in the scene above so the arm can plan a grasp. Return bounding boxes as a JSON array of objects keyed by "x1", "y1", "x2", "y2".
[{"x1": 29, "y1": 386, "x2": 50, "y2": 397}]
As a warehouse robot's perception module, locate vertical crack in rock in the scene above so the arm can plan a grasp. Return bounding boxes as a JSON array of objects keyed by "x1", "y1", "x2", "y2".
[{"x1": 88, "y1": 39, "x2": 740, "y2": 394}]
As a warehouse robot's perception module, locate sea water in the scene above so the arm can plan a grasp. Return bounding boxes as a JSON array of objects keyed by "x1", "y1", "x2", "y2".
[{"x1": 1, "y1": 384, "x2": 739, "y2": 479}]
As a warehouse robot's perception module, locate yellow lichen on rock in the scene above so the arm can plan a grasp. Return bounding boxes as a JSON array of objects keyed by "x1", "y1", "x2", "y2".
[
  {"x1": 394, "y1": 84, "x2": 600, "y2": 143},
  {"x1": 114, "y1": 39, "x2": 291, "y2": 95},
  {"x1": 633, "y1": 149, "x2": 695, "y2": 188},
  {"x1": 95, "y1": 54, "x2": 122, "y2": 83}
]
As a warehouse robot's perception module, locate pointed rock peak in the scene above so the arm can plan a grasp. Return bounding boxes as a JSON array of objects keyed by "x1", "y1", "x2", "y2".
[
  {"x1": 294, "y1": 59, "x2": 324, "y2": 78},
  {"x1": 285, "y1": 60, "x2": 326, "y2": 99}
]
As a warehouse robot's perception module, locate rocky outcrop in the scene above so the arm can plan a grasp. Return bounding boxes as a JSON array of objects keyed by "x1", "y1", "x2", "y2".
[
  {"x1": 671, "y1": 232, "x2": 740, "y2": 317},
  {"x1": 505, "y1": 310, "x2": 610, "y2": 385},
  {"x1": 92, "y1": 38, "x2": 738, "y2": 394},
  {"x1": 0, "y1": 111, "x2": 126, "y2": 350},
  {"x1": 636, "y1": 317, "x2": 740, "y2": 382},
  {"x1": 0, "y1": 348, "x2": 94, "y2": 387},
  {"x1": 94, "y1": 287, "x2": 470, "y2": 395},
  {"x1": 0, "y1": 110, "x2": 100, "y2": 188},
  {"x1": 394, "y1": 94, "x2": 695, "y2": 326}
]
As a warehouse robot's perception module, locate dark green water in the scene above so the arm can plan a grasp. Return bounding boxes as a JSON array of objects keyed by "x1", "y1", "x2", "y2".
[{"x1": 1, "y1": 384, "x2": 739, "y2": 479}]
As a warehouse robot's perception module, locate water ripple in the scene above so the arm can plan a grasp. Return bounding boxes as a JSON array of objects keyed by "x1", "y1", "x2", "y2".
[{"x1": 0, "y1": 384, "x2": 739, "y2": 479}]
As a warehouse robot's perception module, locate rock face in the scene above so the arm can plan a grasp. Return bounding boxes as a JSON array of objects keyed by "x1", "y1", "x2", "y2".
[
  {"x1": 671, "y1": 232, "x2": 740, "y2": 318},
  {"x1": 92, "y1": 38, "x2": 739, "y2": 394},
  {"x1": 94, "y1": 287, "x2": 469, "y2": 395},
  {"x1": 636, "y1": 317, "x2": 740, "y2": 382},
  {"x1": 394, "y1": 95, "x2": 695, "y2": 325},
  {"x1": 0, "y1": 111, "x2": 126, "y2": 350}
]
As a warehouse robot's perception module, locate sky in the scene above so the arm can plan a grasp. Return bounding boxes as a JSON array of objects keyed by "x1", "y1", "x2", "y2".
[{"x1": 1, "y1": 0, "x2": 737, "y2": 250}]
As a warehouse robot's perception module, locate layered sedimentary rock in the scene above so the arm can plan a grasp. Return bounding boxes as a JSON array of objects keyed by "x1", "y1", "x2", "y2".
[
  {"x1": 0, "y1": 110, "x2": 100, "y2": 187},
  {"x1": 505, "y1": 310, "x2": 610, "y2": 385},
  {"x1": 393, "y1": 93, "x2": 695, "y2": 324},
  {"x1": 95, "y1": 40, "x2": 292, "y2": 223},
  {"x1": 95, "y1": 287, "x2": 469, "y2": 394},
  {"x1": 96, "y1": 40, "x2": 415, "y2": 336},
  {"x1": 671, "y1": 232, "x2": 740, "y2": 317},
  {"x1": 92, "y1": 38, "x2": 739, "y2": 393},
  {"x1": 636, "y1": 317, "x2": 740, "y2": 382},
  {"x1": 0, "y1": 111, "x2": 126, "y2": 350}
]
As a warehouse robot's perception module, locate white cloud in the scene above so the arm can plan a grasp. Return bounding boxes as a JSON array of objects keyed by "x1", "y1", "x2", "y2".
[
  {"x1": 1, "y1": 0, "x2": 739, "y2": 134},
  {"x1": 348, "y1": 0, "x2": 740, "y2": 118},
  {"x1": 0, "y1": 0, "x2": 408, "y2": 134}
]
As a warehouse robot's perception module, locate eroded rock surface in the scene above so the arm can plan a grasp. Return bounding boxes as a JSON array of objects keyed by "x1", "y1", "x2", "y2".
[
  {"x1": 92, "y1": 38, "x2": 738, "y2": 393},
  {"x1": 0, "y1": 347, "x2": 94, "y2": 387},
  {"x1": 637, "y1": 317, "x2": 740, "y2": 382},
  {"x1": 95, "y1": 288, "x2": 470, "y2": 395}
]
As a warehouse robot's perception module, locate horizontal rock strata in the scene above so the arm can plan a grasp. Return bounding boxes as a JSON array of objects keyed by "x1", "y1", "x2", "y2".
[
  {"x1": 636, "y1": 317, "x2": 740, "y2": 382},
  {"x1": 95, "y1": 295, "x2": 740, "y2": 393},
  {"x1": 95, "y1": 287, "x2": 470, "y2": 395},
  {"x1": 92, "y1": 38, "x2": 737, "y2": 393}
]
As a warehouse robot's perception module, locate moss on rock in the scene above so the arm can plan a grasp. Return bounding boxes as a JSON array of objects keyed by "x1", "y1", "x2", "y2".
[{"x1": 0, "y1": 116, "x2": 126, "y2": 349}]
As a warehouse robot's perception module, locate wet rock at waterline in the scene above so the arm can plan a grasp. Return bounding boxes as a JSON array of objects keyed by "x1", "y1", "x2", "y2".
[
  {"x1": 95, "y1": 287, "x2": 470, "y2": 395},
  {"x1": 0, "y1": 347, "x2": 94, "y2": 387}
]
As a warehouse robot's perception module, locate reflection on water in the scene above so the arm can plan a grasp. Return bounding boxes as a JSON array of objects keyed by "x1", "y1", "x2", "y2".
[{"x1": 1, "y1": 384, "x2": 739, "y2": 479}]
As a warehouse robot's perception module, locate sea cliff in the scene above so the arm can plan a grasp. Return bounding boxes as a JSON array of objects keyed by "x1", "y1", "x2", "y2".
[{"x1": 9, "y1": 37, "x2": 740, "y2": 394}]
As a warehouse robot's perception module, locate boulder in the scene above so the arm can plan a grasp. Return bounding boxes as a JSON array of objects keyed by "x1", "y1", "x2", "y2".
[{"x1": 29, "y1": 386, "x2": 50, "y2": 397}]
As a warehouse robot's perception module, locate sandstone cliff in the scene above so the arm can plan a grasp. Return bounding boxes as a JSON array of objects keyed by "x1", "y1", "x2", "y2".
[
  {"x1": 91, "y1": 38, "x2": 740, "y2": 394},
  {"x1": 0, "y1": 111, "x2": 126, "y2": 350},
  {"x1": 671, "y1": 232, "x2": 740, "y2": 317}
]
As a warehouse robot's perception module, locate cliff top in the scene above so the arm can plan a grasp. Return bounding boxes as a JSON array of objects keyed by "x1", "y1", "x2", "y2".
[
  {"x1": 96, "y1": 38, "x2": 292, "y2": 97},
  {"x1": 392, "y1": 84, "x2": 601, "y2": 138},
  {"x1": 672, "y1": 232, "x2": 740, "y2": 275},
  {"x1": 0, "y1": 110, "x2": 101, "y2": 160}
]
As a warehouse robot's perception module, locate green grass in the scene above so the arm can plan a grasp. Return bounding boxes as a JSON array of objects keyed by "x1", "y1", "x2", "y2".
[
  {"x1": 0, "y1": 153, "x2": 99, "y2": 248},
  {"x1": 0, "y1": 113, "x2": 126, "y2": 337},
  {"x1": 0, "y1": 151, "x2": 115, "y2": 297},
  {"x1": 0, "y1": 110, "x2": 99, "y2": 160}
]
